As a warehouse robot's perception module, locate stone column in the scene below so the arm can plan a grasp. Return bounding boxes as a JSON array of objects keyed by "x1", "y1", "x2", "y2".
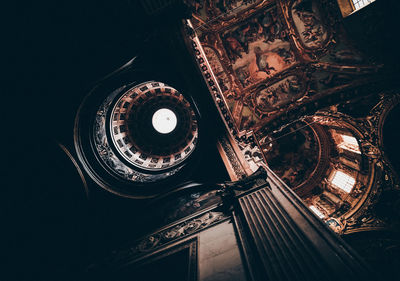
[{"x1": 231, "y1": 167, "x2": 375, "y2": 281}]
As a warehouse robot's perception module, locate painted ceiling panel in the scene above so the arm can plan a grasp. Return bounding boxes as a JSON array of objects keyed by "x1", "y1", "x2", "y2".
[
  {"x1": 189, "y1": 0, "x2": 378, "y2": 126},
  {"x1": 186, "y1": 0, "x2": 381, "y2": 150}
]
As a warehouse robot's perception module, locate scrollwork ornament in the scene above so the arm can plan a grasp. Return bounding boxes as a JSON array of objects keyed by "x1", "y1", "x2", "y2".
[
  {"x1": 105, "y1": 211, "x2": 228, "y2": 266},
  {"x1": 137, "y1": 234, "x2": 162, "y2": 252},
  {"x1": 344, "y1": 212, "x2": 387, "y2": 233}
]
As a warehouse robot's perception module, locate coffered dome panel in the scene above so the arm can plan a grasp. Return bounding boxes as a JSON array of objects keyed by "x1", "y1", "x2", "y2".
[{"x1": 75, "y1": 80, "x2": 201, "y2": 198}]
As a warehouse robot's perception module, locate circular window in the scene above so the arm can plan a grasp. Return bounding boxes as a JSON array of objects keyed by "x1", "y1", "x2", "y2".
[{"x1": 152, "y1": 108, "x2": 177, "y2": 134}]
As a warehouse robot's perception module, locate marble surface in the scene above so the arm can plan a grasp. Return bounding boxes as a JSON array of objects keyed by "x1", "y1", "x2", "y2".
[{"x1": 198, "y1": 221, "x2": 247, "y2": 281}]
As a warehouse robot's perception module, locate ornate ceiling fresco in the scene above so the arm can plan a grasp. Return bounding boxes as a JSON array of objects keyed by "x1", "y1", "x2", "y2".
[
  {"x1": 187, "y1": 0, "x2": 380, "y2": 135},
  {"x1": 184, "y1": 0, "x2": 399, "y2": 236}
]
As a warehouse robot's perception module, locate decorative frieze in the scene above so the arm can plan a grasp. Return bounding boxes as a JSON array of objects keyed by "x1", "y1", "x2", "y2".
[{"x1": 105, "y1": 211, "x2": 229, "y2": 266}]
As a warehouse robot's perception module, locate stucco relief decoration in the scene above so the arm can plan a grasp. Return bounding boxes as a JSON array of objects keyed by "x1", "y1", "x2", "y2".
[
  {"x1": 141, "y1": 211, "x2": 226, "y2": 252},
  {"x1": 345, "y1": 213, "x2": 387, "y2": 233},
  {"x1": 240, "y1": 137, "x2": 266, "y2": 171},
  {"x1": 107, "y1": 211, "x2": 228, "y2": 265},
  {"x1": 203, "y1": 46, "x2": 233, "y2": 100},
  {"x1": 94, "y1": 87, "x2": 147, "y2": 182},
  {"x1": 326, "y1": 217, "x2": 345, "y2": 234},
  {"x1": 93, "y1": 86, "x2": 182, "y2": 183},
  {"x1": 162, "y1": 191, "x2": 221, "y2": 224},
  {"x1": 187, "y1": 0, "x2": 265, "y2": 31},
  {"x1": 291, "y1": 0, "x2": 328, "y2": 49}
]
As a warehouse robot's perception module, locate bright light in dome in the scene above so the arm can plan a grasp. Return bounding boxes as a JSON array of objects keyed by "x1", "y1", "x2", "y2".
[
  {"x1": 309, "y1": 205, "x2": 325, "y2": 219},
  {"x1": 331, "y1": 170, "x2": 355, "y2": 193},
  {"x1": 152, "y1": 108, "x2": 177, "y2": 134}
]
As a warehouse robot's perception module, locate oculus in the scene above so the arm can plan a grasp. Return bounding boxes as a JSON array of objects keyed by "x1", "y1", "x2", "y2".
[{"x1": 152, "y1": 108, "x2": 178, "y2": 134}]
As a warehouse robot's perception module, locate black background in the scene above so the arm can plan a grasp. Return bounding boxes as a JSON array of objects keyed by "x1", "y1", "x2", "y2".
[{"x1": 5, "y1": 2, "x2": 229, "y2": 280}]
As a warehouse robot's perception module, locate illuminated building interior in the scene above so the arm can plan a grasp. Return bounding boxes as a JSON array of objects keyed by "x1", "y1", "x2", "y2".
[{"x1": 7, "y1": 0, "x2": 400, "y2": 280}]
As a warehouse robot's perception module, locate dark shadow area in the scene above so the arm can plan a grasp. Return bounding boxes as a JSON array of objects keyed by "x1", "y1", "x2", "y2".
[{"x1": 383, "y1": 105, "x2": 400, "y2": 176}]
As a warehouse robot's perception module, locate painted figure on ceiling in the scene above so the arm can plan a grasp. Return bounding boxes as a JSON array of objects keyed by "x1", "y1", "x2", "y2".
[{"x1": 254, "y1": 46, "x2": 276, "y2": 75}]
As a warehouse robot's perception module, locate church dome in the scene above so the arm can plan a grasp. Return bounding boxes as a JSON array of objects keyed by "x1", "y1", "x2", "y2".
[{"x1": 75, "y1": 80, "x2": 200, "y2": 198}]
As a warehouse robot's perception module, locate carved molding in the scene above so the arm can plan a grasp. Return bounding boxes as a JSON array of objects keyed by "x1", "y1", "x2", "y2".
[
  {"x1": 190, "y1": 0, "x2": 273, "y2": 33},
  {"x1": 280, "y1": 0, "x2": 335, "y2": 60},
  {"x1": 104, "y1": 211, "x2": 229, "y2": 266},
  {"x1": 218, "y1": 136, "x2": 248, "y2": 180}
]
